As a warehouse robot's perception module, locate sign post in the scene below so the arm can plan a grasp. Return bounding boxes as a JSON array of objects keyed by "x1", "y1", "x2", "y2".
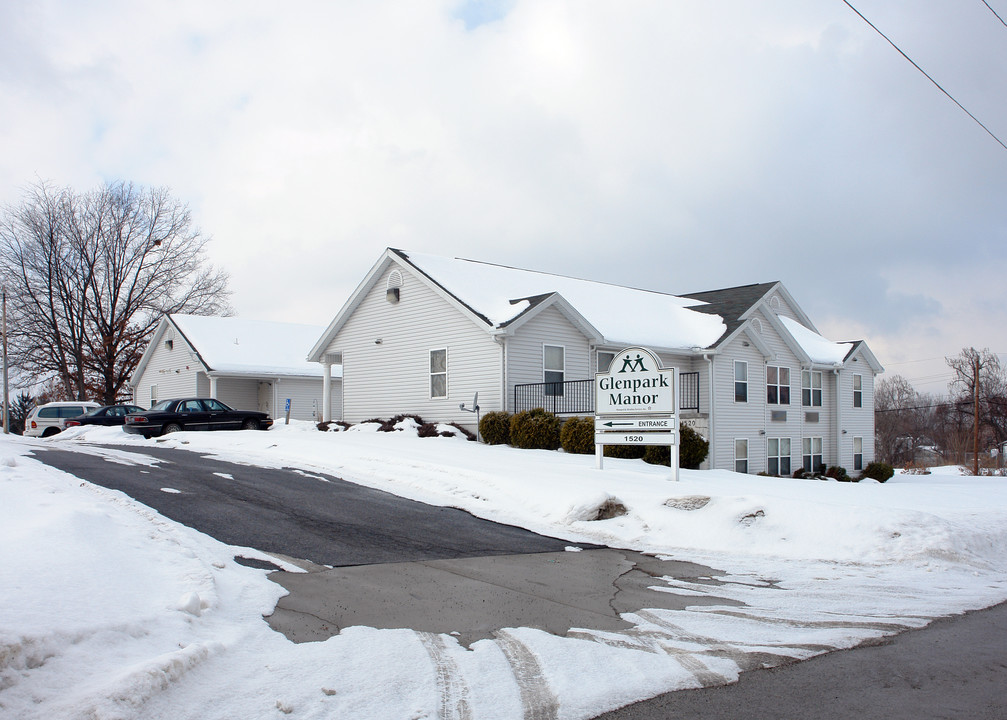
[
  {"x1": 595, "y1": 347, "x2": 679, "y2": 481},
  {"x1": 284, "y1": 398, "x2": 291, "y2": 425}
]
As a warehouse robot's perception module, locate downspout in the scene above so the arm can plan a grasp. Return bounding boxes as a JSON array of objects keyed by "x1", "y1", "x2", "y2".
[
  {"x1": 494, "y1": 333, "x2": 508, "y2": 414},
  {"x1": 322, "y1": 363, "x2": 332, "y2": 423},
  {"x1": 704, "y1": 353, "x2": 715, "y2": 470},
  {"x1": 833, "y1": 367, "x2": 842, "y2": 468}
]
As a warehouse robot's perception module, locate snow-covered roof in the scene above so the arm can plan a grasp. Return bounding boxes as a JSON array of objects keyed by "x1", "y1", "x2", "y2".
[
  {"x1": 171, "y1": 315, "x2": 340, "y2": 378},
  {"x1": 778, "y1": 316, "x2": 853, "y2": 365},
  {"x1": 401, "y1": 251, "x2": 727, "y2": 350}
]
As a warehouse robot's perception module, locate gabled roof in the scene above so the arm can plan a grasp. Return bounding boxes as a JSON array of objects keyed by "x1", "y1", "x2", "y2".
[
  {"x1": 308, "y1": 249, "x2": 881, "y2": 368},
  {"x1": 134, "y1": 315, "x2": 340, "y2": 385}
]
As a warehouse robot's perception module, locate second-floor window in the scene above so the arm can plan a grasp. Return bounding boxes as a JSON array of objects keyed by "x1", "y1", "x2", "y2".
[
  {"x1": 767, "y1": 366, "x2": 790, "y2": 405},
  {"x1": 735, "y1": 361, "x2": 748, "y2": 403},
  {"x1": 802, "y1": 370, "x2": 822, "y2": 407},
  {"x1": 853, "y1": 374, "x2": 863, "y2": 408}
]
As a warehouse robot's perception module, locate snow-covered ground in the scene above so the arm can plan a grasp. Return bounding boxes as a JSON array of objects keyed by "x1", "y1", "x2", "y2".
[{"x1": 2, "y1": 421, "x2": 1006, "y2": 719}]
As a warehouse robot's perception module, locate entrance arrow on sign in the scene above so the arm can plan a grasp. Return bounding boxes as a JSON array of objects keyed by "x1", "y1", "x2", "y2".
[{"x1": 600, "y1": 420, "x2": 633, "y2": 428}]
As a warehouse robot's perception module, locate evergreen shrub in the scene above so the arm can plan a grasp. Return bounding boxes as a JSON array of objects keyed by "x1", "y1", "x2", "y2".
[
  {"x1": 862, "y1": 461, "x2": 895, "y2": 483},
  {"x1": 509, "y1": 408, "x2": 561, "y2": 450},
  {"x1": 560, "y1": 416, "x2": 596, "y2": 455},
  {"x1": 479, "y1": 411, "x2": 512, "y2": 445},
  {"x1": 679, "y1": 425, "x2": 709, "y2": 469},
  {"x1": 826, "y1": 465, "x2": 852, "y2": 482}
]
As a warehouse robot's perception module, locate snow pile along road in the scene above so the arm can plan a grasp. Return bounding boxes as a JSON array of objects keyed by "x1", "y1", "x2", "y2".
[{"x1": 2, "y1": 423, "x2": 1005, "y2": 719}]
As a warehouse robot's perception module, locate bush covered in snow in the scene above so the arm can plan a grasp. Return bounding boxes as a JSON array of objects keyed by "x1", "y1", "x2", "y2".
[
  {"x1": 509, "y1": 408, "x2": 561, "y2": 450},
  {"x1": 479, "y1": 411, "x2": 512, "y2": 445},
  {"x1": 862, "y1": 461, "x2": 895, "y2": 483}
]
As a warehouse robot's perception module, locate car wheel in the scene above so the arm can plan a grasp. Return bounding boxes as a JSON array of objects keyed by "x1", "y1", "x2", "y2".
[
  {"x1": 163, "y1": 423, "x2": 183, "y2": 435},
  {"x1": 241, "y1": 418, "x2": 259, "y2": 431},
  {"x1": 42, "y1": 427, "x2": 61, "y2": 437}
]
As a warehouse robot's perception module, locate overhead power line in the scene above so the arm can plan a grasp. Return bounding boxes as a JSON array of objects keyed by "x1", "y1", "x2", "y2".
[
  {"x1": 982, "y1": 0, "x2": 1007, "y2": 29},
  {"x1": 841, "y1": 0, "x2": 1007, "y2": 151}
]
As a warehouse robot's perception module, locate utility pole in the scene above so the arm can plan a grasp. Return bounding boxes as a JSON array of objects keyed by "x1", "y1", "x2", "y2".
[
  {"x1": 973, "y1": 354, "x2": 980, "y2": 476},
  {"x1": 2, "y1": 288, "x2": 8, "y2": 434}
]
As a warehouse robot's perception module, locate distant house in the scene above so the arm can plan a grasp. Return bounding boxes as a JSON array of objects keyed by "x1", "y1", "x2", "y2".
[
  {"x1": 308, "y1": 249, "x2": 882, "y2": 474},
  {"x1": 131, "y1": 315, "x2": 342, "y2": 422}
]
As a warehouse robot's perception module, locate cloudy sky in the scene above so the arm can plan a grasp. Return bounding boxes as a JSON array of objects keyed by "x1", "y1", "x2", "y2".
[{"x1": 2, "y1": 0, "x2": 1004, "y2": 395}]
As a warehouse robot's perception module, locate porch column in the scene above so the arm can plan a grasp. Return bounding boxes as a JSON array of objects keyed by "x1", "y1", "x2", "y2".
[
  {"x1": 209, "y1": 375, "x2": 218, "y2": 399},
  {"x1": 322, "y1": 363, "x2": 332, "y2": 422}
]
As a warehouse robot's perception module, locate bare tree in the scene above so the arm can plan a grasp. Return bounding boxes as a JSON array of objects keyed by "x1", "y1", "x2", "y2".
[
  {"x1": 874, "y1": 374, "x2": 939, "y2": 465},
  {"x1": 946, "y1": 347, "x2": 1007, "y2": 469},
  {"x1": 0, "y1": 181, "x2": 231, "y2": 403}
]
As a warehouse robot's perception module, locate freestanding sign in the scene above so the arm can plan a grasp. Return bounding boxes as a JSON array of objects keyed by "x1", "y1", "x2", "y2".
[{"x1": 595, "y1": 347, "x2": 679, "y2": 481}]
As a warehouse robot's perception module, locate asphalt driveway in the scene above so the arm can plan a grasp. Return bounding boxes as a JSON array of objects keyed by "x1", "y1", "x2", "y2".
[{"x1": 30, "y1": 443, "x2": 576, "y2": 566}]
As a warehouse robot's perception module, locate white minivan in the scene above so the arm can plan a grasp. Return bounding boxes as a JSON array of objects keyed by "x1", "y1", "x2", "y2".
[{"x1": 24, "y1": 401, "x2": 101, "y2": 437}]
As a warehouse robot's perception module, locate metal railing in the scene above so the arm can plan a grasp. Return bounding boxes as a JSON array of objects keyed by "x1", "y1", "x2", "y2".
[
  {"x1": 513, "y1": 371, "x2": 701, "y2": 415},
  {"x1": 513, "y1": 379, "x2": 595, "y2": 415},
  {"x1": 680, "y1": 372, "x2": 699, "y2": 412}
]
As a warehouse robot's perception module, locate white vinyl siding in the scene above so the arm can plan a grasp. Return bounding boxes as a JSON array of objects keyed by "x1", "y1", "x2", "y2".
[
  {"x1": 713, "y1": 337, "x2": 764, "y2": 471},
  {"x1": 261, "y1": 377, "x2": 340, "y2": 422},
  {"x1": 326, "y1": 263, "x2": 502, "y2": 428},
  {"x1": 839, "y1": 353, "x2": 875, "y2": 468},
  {"x1": 506, "y1": 306, "x2": 591, "y2": 411},
  {"x1": 214, "y1": 377, "x2": 258, "y2": 412},
  {"x1": 132, "y1": 330, "x2": 203, "y2": 408}
]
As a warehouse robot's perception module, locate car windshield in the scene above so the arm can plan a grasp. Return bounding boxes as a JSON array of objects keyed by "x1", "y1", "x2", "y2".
[
  {"x1": 82, "y1": 408, "x2": 105, "y2": 417},
  {"x1": 150, "y1": 400, "x2": 175, "y2": 411}
]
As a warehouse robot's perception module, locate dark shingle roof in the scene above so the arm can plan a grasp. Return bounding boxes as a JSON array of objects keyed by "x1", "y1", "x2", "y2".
[{"x1": 680, "y1": 282, "x2": 779, "y2": 348}]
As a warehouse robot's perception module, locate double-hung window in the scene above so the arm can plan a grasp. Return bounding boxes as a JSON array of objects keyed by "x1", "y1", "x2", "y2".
[
  {"x1": 853, "y1": 437, "x2": 863, "y2": 471},
  {"x1": 768, "y1": 438, "x2": 791, "y2": 476},
  {"x1": 802, "y1": 370, "x2": 822, "y2": 407},
  {"x1": 853, "y1": 374, "x2": 863, "y2": 408},
  {"x1": 544, "y1": 345, "x2": 565, "y2": 396},
  {"x1": 767, "y1": 366, "x2": 790, "y2": 405},
  {"x1": 735, "y1": 439, "x2": 749, "y2": 474},
  {"x1": 735, "y1": 361, "x2": 748, "y2": 403},
  {"x1": 802, "y1": 437, "x2": 824, "y2": 473},
  {"x1": 429, "y1": 349, "x2": 447, "y2": 398}
]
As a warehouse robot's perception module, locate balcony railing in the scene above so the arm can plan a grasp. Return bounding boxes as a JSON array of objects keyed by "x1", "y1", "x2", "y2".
[{"x1": 513, "y1": 371, "x2": 700, "y2": 415}]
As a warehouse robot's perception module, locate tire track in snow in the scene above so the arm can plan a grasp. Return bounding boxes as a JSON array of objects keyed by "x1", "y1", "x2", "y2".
[
  {"x1": 493, "y1": 630, "x2": 558, "y2": 720},
  {"x1": 418, "y1": 632, "x2": 473, "y2": 720}
]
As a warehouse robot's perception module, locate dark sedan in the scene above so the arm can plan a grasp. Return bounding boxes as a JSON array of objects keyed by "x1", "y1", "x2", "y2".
[
  {"x1": 122, "y1": 398, "x2": 273, "y2": 438},
  {"x1": 65, "y1": 404, "x2": 146, "y2": 428}
]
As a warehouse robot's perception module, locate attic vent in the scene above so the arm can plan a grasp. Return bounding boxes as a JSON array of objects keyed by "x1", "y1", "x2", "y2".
[
  {"x1": 750, "y1": 318, "x2": 763, "y2": 334},
  {"x1": 386, "y1": 271, "x2": 403, "y2": 304},
  {"x1": 770, "y1": 295, "x2": 782, "y2": 311}
]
